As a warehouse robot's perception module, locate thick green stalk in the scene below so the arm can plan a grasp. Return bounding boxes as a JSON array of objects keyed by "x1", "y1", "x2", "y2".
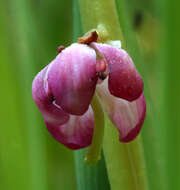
[
  {"x1": 73, "y1": 1, "x2": 110, "y2": 189},
  {"x1": 78, "y1": 0, "x2": 148, "y2": 189},
  {"x1": 78, "y1": 0, "x2": 123, "y2": 43}
]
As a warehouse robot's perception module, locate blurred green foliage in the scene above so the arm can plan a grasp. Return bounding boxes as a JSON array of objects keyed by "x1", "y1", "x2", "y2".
[{"x1": 0, "y1": 0, "x2": 76, "y2": 189}]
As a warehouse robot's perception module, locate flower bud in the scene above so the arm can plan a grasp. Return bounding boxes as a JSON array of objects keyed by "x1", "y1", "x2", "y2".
[{"x1": 47, "y1": 43, "x2": 98, "y2": 115}]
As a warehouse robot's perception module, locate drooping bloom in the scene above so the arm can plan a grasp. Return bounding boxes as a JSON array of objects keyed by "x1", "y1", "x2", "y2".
[{"x1": 32, "y1": 40, "x2": 146, "y2": 150}]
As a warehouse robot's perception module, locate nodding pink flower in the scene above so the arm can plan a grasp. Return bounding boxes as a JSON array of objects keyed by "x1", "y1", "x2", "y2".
[{"x1": 32, "y1": 42, "x2": 146, "y2": 150}]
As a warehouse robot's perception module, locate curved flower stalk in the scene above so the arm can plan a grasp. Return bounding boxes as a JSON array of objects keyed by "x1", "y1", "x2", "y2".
[{"x1": 32, "y1": 33, "x2": 146, "y2": 150}]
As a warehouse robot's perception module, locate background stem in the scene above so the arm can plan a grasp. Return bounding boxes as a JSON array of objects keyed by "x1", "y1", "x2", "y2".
[
  {"x1": 74, "y1": 150, "x2": 110, "y2": 190},
  {"x1": 115, "y1": 1, "x2": 168, "y2": 190},
  {"x1": 157, "y1": 0, "x2": 180, "y2": 189},
  {"x1": 5, "y1": 1, "x2": 48, "y2": 189}
]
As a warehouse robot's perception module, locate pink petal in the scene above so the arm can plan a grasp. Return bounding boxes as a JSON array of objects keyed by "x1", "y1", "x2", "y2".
[
  {"x1": 91, "y1": 43, "x2": 144, "y2": 101},
  {"x1": 46, "y1": 106, "x2": 94, "y2": 150},
  {"x1": 96, "y1": 79, "x2": 146, "y2": 142},
  {"x1": 32, "y1": 66, "x2": 69, "y2": 125},
  {"x1": 47, "y1": 43, "x2": 98, "y2": 115}
]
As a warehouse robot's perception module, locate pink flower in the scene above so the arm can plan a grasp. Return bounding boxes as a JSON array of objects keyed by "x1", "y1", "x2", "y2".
[{"x1": 32, "y1": 42, "x2": 146, "y2": 150}]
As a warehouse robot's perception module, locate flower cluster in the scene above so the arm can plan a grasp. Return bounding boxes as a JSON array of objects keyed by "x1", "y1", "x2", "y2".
[{"x1": 32, "y1": 33, "x2": 146, "y2": 150}]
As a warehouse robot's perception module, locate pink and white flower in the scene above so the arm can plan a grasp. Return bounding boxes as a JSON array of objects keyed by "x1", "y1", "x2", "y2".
[{"x1": 32, "y1": 42, "x2": 146, "y2": 150}]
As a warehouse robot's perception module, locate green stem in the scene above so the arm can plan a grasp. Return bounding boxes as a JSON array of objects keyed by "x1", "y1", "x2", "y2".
[
  {"x1": 73, "y1": 1, "x2": 110, "y2": 189},
  {"x1": 78, "y1": 0, "x2": 123, "y2": 43},
  {"x1": 103, "y1": 118, "x2": 148, "y2": 190},
  {"x1": 85, "y1": 93, "x2": 105, "y2": 164},
  {"x1": 78, "y1": 0, "x2": 148, "y2": 189}
]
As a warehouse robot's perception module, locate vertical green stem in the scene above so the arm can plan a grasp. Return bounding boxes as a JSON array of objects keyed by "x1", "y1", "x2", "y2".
[
  {"x1": 103, "y1": 118, "x2": 148, "y2": 190},
  {"x1": 85, "y1": 94, "x2": 105, "y2": 164},
  {"x1": 78, "y1": 0, "x2": 123, "y2": 43},
  {"x1": 78, "y1": 0, "x2": 148, "y2": 189},
  {"x1": 73, "y1": 1, "x2": 110, "y2": 189}
]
